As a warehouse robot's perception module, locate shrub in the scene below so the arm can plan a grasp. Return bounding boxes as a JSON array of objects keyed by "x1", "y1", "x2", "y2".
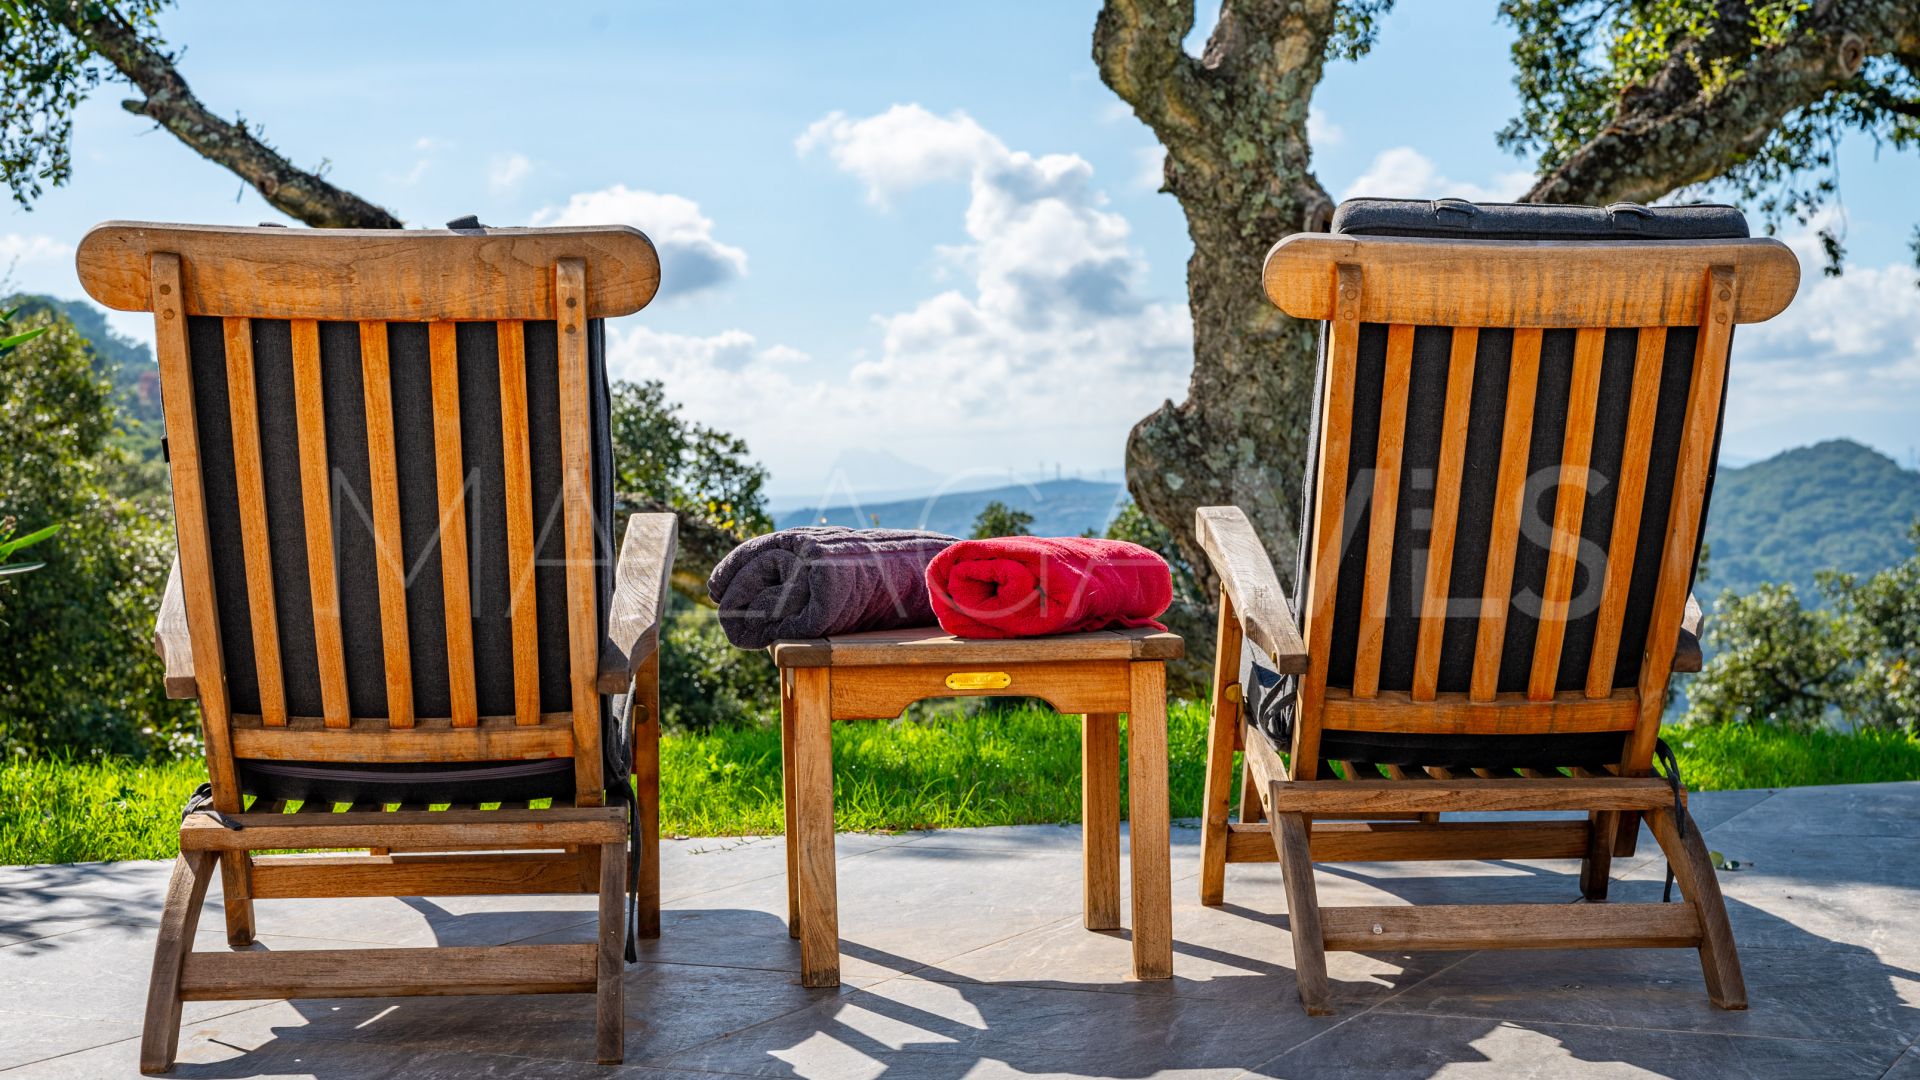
[{"x1": 0, "y1": 308, "x2": 190, "y2": 758}]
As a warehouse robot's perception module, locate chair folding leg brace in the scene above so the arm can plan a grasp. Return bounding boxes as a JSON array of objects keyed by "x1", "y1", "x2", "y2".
[{"x1": 140, "y1": 808, "x2": 628, "y2": 1073}]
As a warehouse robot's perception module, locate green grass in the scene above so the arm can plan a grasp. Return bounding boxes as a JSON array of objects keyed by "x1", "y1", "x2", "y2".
[
  {"x1": 7, "y1": 704, "x2": 1920, "y2": 865},
  {"x1": 1658, "y1": 721, "x2": 1920, "y2": 791}
]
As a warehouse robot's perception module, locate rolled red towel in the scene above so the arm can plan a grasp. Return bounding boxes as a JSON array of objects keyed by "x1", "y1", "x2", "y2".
[{"x1": 925, "y1": 536, "x2": 1173, "y2": 639}]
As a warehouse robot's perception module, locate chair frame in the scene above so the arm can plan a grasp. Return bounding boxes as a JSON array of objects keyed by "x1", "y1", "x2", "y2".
[
  {"x1": 75, "y1": 222, "x2": 676, "y2": 1071},
  {"x1": 1195, "y1": 232, "x2": 1799, "y2": 1014},
  {"x1": 768, "y1": 626, "x2": 1183, "y2": 987}
]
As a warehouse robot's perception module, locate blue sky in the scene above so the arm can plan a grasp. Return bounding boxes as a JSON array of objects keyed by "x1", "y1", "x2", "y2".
[{"x1": 6, "y1": 2, "x2": 1918, "y2": 500}]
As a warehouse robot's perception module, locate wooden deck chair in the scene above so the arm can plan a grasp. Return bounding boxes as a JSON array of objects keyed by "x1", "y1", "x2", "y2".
[
  {"x1": 75, "y1": 221, "x2": 679, "y2": 1071},
  {"x1": 1191, "y1": 199, "x2": 1798, "y2": 1014}
]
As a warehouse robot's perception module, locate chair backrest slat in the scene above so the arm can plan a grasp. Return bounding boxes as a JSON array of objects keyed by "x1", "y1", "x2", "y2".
[
  {"x1": 554, "y1": 259, "x2": 605, "y2": 804},
  {"x1": 1411, "y1": 326, "x2": 1478, "y2": 702},
  {"x1": 1294, "y1": 263, "x2": 1366, "y2": 778},
  {"x1": 1625, "y1": 267, "x2": 1738, "y2": 768},
  {"x1": 150, "y1": 251, "x2": 240, "y2": 809},
  {"x1": 357, "y1": 320, "x2": 415, "y2": 727},
  {"x1": 1265, "y1": 226, "x2": 1795, "y2": 778},
  {"x1": 1583, "y1": 327, "x2": 1668, "y2": 698},
  {"x1": 496, "y1": 320, "x2": 543, "y2": 727},
  {"x1": 426, "y1": 320, "x2": 480, "y2": 728},
  {"x1": 289, "y1": 319, "x2": 351, "y2": 729},
  {"x1": 1351, "y1": 322, "x2": 1415, "y2": 698},
  {"x1": 1469, "y1": 327, "x2": 1542, "y2": 702},
  {"x1": 1528, "y1": 326, "x2": 1608, "y2": 699},
  {"x1": 222, "y1": 316, "x2": 286, "y2": 727}
]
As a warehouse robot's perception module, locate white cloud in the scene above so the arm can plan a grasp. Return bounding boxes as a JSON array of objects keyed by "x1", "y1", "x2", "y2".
[
  {"x1": 795, "y1": 105, "x2": 1003, "y2": 206},
  {"x1": 1340, "y1": 147, "x2": 1534, "y2": 203},
  {"x1": 532, "y1": 185, "x2": 747, "y2": 298},
  {"x1": 0, "y1": 234, "x2": 73, "y2": 266},
  {"x1": 1307, "y1": 105, "x2": 1342, "y2": 146},
  {"x1": 1134, "y1": 145, "x2": 1167, "y2": 191},
  {"x1": 630, "y1": 103, "x2": 1192, "y2": 488},
  {"x1": 488, "y1": 153, "x2": 532, "y2": 192}
]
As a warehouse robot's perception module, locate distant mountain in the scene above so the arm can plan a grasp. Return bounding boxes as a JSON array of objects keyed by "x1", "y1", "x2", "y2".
[
  {"x1": 777, "y1": 478, "x2": 1128, "y2": 538},
  {"x1": 1701, "y1": 439, "x2": 1920, "y2": 604}
]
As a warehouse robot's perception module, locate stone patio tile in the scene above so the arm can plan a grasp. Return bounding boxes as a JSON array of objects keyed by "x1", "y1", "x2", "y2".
[
  {"x1": 1375, "y1": 943, "x2": 1920, "y2": 1053},
  {"x1": 1613, "y1": 829, "x2": 1920, "y2": 961},
  {"x1": 0, "y1": 921, "x2": 272, "y2": 1070},
  {"x1": 639, "y1": 840, "x2": 1139, "y2": 984},
  {"x1": 1881, "y1": 1042, "x2": 1920, "y2": 1078},
  {"x1": 243, "y1": 958, "x2": 859, "y2": 1067},
  {"x1": 0, "y1": 860, "x2": 175, "y2": 942},
  {"x1": 1240, "y1": 1011, "x2": 1899, "y2": 1079},
  {"x1": 1, "y1": 1004, "x2": 751, "y2": 1079},
  {"x1": 655, "y1": 972, "x2": 1333, "y2": 1079}
]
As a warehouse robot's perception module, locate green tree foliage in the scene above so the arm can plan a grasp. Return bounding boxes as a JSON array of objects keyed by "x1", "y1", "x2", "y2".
[
  {"x1": 1106, "y1": 500, "x2": 1209, "y2": 693},
  {"x1": 657, "y1": 594, "x2": 779, "y2": 732},
  {"x1": 969, "y1": 501, "x2": 1034, "y2": 540},
  {"x1": 609, "y1": 379, "x2": 779, "y2": 731},
  {"x1": 0, "y1": 0, "x2": 166, "y2": 207},
  {"x1": 0, "y1": 306, "x2": 187, "y2": 758},
  {"x1": 1685, "y1": 526, "x2": 1920, "y2": 731},
  {"x1": 1503, "y1": 0, "x2": 1920, "y2": 272},
  {"x1": 1823, "y1": 528, "x2": 1920, "y2": 730},
  {"x1": 609, "y1": 379, "x2": 771, "y2": 537}
]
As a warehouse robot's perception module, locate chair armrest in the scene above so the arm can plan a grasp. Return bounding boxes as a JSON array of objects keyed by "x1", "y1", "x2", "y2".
[
  {"x1": 598, "y1": 512, "x2": 679, "y2": 693},
  {"x1": 1195, "y1": 506, "x2": 1307, "y2": 674},
  {"x1": 1673, "y1": 592, "x2": 1704, "y2": 673},
  {"x1": 155, "y1": 556, "x2": 197, "y2": 699}
]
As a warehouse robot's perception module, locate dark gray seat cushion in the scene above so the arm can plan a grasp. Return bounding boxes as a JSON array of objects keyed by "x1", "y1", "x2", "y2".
[{"x1": 1250, "y1": 198, "x2": 1745, "y2": 770}]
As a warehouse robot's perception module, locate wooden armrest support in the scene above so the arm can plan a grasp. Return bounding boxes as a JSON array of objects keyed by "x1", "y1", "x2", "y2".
[
  {"x1": 1673, "y1": 593, "x2": 1704, "y2": 673},
  {"x1": 1195, "y1": 506, "x2": 1307, "y2": 674},
  {"x1": 155, "y1": 556, "x2": 197, "y2": 699},
  {"x1": 598, "y1": 512, "x2": 678, "y2": 693}
]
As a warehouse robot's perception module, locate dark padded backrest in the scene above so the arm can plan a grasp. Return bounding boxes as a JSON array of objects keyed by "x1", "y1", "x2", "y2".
[
  {"x1": 187, "y1": 318, "x2": 614, "y2": 720},
  {"x1": 1296, "y1": 199, "x2": 1747, "y2": 697}
]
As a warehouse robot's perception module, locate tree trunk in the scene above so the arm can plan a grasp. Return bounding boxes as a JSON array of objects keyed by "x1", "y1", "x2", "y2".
[{"x1": 1096, "y1": 0, "x2": 1340, "y2": 610}]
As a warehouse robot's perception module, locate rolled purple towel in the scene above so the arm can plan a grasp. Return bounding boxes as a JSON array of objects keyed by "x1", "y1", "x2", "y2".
[{"x1": 707, "y1": 527, "x2": 958, "y2": 649}]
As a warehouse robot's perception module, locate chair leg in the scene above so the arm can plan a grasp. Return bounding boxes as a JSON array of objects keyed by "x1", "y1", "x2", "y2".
[
  {"x1": 1272, "y1": 810, "x2": 1332, "y2": 1015},
  {"x1": 633, "y1": 653, "x2": 662, "y2": 940},
  {"x1": 790, "y1": 667, "x2": 840, "y2": 988},
  {"x1": 780, "y1": 674, "x2": 801, "y2": 940},
  {"x1": 1647, "y1": 806, "x2": 1747, "y2": 1010},
  {"x1": 1126, "y1": 663, "x2": 1173, "y2": 980},
  {"x1": 141, "y1": 850, "x2": 215, "y2": 1075},
  {"x1": 219, "y1": 851, "x2": 254, "y2": 946},
  {"x1": 1081, "y1": 711, "x2": 1121, "y2": 931},
  {"x1": 1581, "y1": 810, "x2": 1617, "y2": 901},
  {"x1": 1200, "y1": 594, "x2": 1244, "y2": 906},
  {"x1": 596, "y1": 841, "x2": 627, "y2": 1064}
]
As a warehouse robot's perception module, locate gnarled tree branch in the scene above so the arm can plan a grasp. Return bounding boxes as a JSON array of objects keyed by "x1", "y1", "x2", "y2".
[
  {"x1": 1527, "y1": 0, "x2": 1920, "y2": 205},
  {"x1": 41, "y1": 0, "x2": 400, "y2": 228}
]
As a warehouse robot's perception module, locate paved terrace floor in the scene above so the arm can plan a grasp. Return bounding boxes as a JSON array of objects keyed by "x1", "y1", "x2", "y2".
[{"x1": 2, "y1": 783, "x2": 1918, "y2": 1079}]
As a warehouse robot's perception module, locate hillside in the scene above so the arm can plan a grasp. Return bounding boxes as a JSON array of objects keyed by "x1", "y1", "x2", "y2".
[
  {"x1": 1701, "y1": 439, "x2": 1920, "y2": 603},
  {"x1": 776, "y1": 478, "x2": 1126, "y2": 538},
  {"x1": 7, "y1": 294, "x2": 163, "y2": 430}
]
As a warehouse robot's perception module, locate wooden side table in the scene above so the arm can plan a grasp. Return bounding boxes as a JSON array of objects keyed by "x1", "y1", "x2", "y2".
[{"x1": 768, "y1": 625, "x2": 1183, "y2": 988}]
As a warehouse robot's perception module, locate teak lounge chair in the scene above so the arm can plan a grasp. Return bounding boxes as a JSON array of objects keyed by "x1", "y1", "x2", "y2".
[
  {"x1": 75, "y1": 221, "x2": 678, "y2": 1070},
  {"x1": 1193, "y1": 199, "x2": 1798, "y2": 1013}
]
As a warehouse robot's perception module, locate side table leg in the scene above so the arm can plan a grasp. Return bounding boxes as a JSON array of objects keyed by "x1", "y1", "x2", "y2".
[
  {"x1": 1082, "y1": 711, "x2": 1121, "y2": 930},
  {"x1": 1127, "y1": 662, "x2": 1173, "y2": 980}
]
